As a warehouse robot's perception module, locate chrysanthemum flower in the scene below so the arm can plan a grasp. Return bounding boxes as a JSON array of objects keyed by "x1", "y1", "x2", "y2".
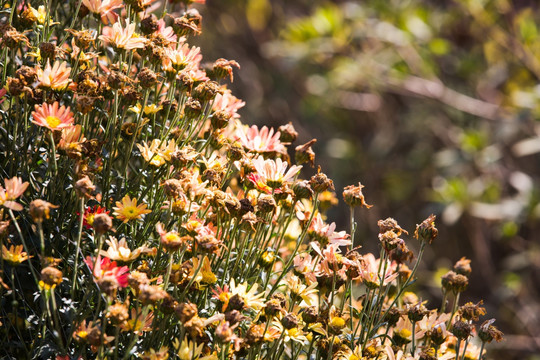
[
  {"x1": 309, "y1": 213, "x2": 351, "y2": 247},
  {"x1": 2, "y1": 244, "x2": 31, "y2": 265},
  {"x1": 36, "y1": 61, "x2": 71, "y2": 90},
  {"x1": 113, "y1": 195, "x2": 151, "y2": 223},
  {"x1": 121, "y1": 309, "x2": 155, "y2": 334},
  {"x1": 213, "y1": 88, "x2": 245, "y2": 119},
  {"x1": 81, "y1": 205, "x2": 109, "y2": 229},
  {"x1": 236, "y1": 125, "x2": 286, "y2": 155},
  {"x1": 137, "y1": 139, "x2": 177, "y2": 167},
  {"x1": 162, "y1": 44, "x2": 202, "y2": 72},
  {"x1": 99, "y1": 236, "x2": 154, "y2": 262},
  {"x1": 84, "y1": 255, "x2": 129, "y2": 288},
  {"x1": 284, "y1": 274, "x2": 318, "y2": 306},
  {"x1": 252, "y1": 156, "x2": 302, "y2": 189},
  {"x1": 82, "y1": 0, "x2": 123, "y2": 24},
  {"x1": 229, "y1": 279, "x2": 265, "y2": 310},
  {"x1": 31, "y1": 102, "x2": 74, "y2": 131},
  {"x1": 0, "y1": 176, "x2": 29, "y2": 211},
  {"x1": 269, "y1": 319, "x2": 309, "y2": 345},
  {"x1": 100, "y1": 20, "x2": 146, "y2": 50}
]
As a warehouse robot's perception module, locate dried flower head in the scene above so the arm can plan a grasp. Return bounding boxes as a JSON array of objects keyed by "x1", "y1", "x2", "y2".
[
  {"x1": 414, "y1": 214, "x2": 438, "y2": 244},
  {"x1": 29, "y1": 199, "x2": 58, "y2": 223}
]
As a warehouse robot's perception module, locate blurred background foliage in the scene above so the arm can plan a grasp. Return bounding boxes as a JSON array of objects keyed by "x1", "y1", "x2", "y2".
[{"x1": 194, "y1": 0, "x2": 540, "y2": 358}]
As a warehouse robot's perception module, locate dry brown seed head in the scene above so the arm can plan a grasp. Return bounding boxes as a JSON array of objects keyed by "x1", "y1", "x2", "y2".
[
  {"x1": 140, "y1": 14, "x2": 159, "y2": 34},
  {"x1": 93, "y1": 213, "x2": 113, "y2": 234},
  {"x1": 295, "y1": 139, "x2": 317, "y2": 167},
  {"x1": 278, "y1": 122, "x2": 298, "y2": 143},
  {"x1": 40, "y1": 267, "x2": 63, "y2": 287},
  {"x1": 175, "y1": 302, "x2": 198, "y2": 323},
  {"x1": 29, "y1": 200, "x2": 58, "y2": 223},
  {"x1": 310, "y1": 169, "x2": 334, "y2": 193}
]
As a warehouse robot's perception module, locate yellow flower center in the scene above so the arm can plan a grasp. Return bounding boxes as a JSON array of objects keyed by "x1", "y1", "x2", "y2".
[
  {"x1": 122, "y1": 206, "x2": 139, "y2": 219},
  {"x1": 165, "y1": 233, "x2": 180, "y2": 242},
  {"x1": 395, "y1": 328, "x2": 412, "y2": 340},
  {"x1": 330, "y1": 316, "x2": 346, "y2": 330},
  {"x1": 46, "y1": 116, "x2": 61, "y2": 129},
  {"x1": 77, "y1": 330, "x2": 88, "y2": 339},
  {"x1": 86, "y1": 214, "x2": 95, "y2": 226}
]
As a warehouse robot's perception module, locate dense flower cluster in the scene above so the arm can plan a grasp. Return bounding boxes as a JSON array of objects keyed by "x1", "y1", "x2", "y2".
[{"x1": 0, "y1": 0, "x2": 502, "y2": 359}]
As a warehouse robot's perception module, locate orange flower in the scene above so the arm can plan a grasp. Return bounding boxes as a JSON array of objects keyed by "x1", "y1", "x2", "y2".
[
  {"x1": 113, "y1": 195, "x2": 151, "y2": 223},
  {"x1": 2, "y1": 244, "x2": 31, "y2": 265},
  {"x1": 31, "y1": 102, "x2": 74, "y2": 131},
  {"x1": 0, "y1": 176, "x2": 29, "y2": 211},
  {"x1": 82, "y1": 0, "x2": 122, "y2": 24},
  {"x1": 37, "y1": 60, "x2": 71, "y2": 90}
]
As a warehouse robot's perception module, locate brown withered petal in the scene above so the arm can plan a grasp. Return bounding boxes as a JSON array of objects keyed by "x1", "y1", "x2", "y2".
[{"x1": 295, "y1": 139, "x2": 317, "y2": 167}]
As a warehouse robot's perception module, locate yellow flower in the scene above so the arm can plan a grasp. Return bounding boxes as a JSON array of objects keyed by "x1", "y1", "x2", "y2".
[
  {"x1": 2, "y1": 244, "x2": 31, "y2": 265},
  {"x1": 113, "y1": 195, "x2": 151, "y2": 223},
  {"x1": 137, "y1": 139, "x2": 177, "y2": 167}
]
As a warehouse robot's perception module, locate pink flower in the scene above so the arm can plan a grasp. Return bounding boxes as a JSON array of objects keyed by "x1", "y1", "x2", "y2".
[
  {"x1": 82, "y1": 0, "x2": 123, "y2": 24},
  {"x1": 236, "y1": 125, "x2": 285, "y2": 154},
  {"x1": 309, "y1": 213, "x2": 351, "y2": 247},
  {"x1": 213, "y1": 89, "x2": 245, "y2": 119},
  {"x1": 31, "y1": 102, "x2": 74, "y2": 131},
  {"x1": 100, "y1": 19, "x2": 146, "y2": 50},
  {"x1": 37, "y1": 61, "x2": 71, "y2": 90},
  {"x1": 84, "y1": 256, "x2": 129, "y2": 287},
  {"x1": 0, "y1": 177, "x2": 29, "y2": 211},
  {"x1": 252, "y1": 156, "x2": 302, "y2": 188},
  {"x1": 162, "y1": 43, "x2": 202, "y2": 72}
]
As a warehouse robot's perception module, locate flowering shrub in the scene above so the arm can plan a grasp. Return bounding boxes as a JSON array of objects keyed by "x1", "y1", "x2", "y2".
[{"x1": 0, "y1": 1, "x2": 503, "y2": 359}]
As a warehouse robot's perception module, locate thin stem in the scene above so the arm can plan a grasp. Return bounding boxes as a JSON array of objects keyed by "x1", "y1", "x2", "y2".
[{"x1": 71, "y1": 198, "x2": 85, "y2": 298}]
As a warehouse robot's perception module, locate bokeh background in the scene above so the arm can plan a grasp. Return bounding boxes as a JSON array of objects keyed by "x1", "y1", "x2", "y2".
[{"x1": 193, "y1": 0, "x2": 540, "y2": 358}]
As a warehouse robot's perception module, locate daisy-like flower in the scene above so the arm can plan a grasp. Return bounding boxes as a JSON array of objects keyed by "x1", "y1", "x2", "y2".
[
  {"x1": 137, "y1": 139, "x2": 177, "y2": 167},
  {"x1": 284, "y1": 274, "x2": 318, "y2": 306},
  {"x1": 82, "y1": 0, "x2": 123, "y2": 24},
  {"x1": 100, "y1": 236, "x2": 154, "y2": 262},
  {"x1": 121, "y1": 309, "x2": 155, "y2": 334},
  {"x1": 391, "y1": 316, "x2": 427, "y2": 347},
  {"x1": 0, "y1": 177, "x2": 29, "y2": 211},
  {"x1": 229, "y1": 279, "x2": 266, "y2": 310},
  {"x1": 356, "y1": 253, "x2": 398, "y2": 289},
  {"x1": 173, "y1": 338, "x2": 208, "y2": 360},
  {"x1": 156, "y1": 223, "x2": 186, "y2": 252},
  {"x1": 213, "y1": 89, "x2": 245, "y2": 119},
  {"x1": 162, "y1": 44, "x2": 202, "y2": 72},
  {"x1": 36, "y1": 61, "x2": 71, "y2": 90},
  {"x1": 31, "y1": 102, "x2": 74, "y2": 131},
  {"x1": 252, "y1": 156, "x2": 302, "y2": 189},
  {"x1": 236, "y1": 125, "x2": 286, "y2": 155},
  {"x1": 269, "y1": 319, "x2": 309, "y2": 345},
  {"x1": 247, "y1": 172, "x2": 272, "y2": 194},
  {"x1": 113, "y1": 195, "x2": 151, "y2": 223},
  {"x1": 81, "y1": 205, "x2": 109, "y2": 229},
  {"x1": 58, "y1": 124, "x2": 85, "y2": 149},
  {"x1": 190, "y1": 256, "x2": 217, "y2": 287},
  {"x1": 84, "y1": 255, "x2": 130, "y2": 287},
  {"x1": 100, "y1": 19, "x2": 146, "y2": 50},
  {"x1": 309, "y1": 213, "x2": 351, "y2": 247},
  {"x1": 2, "y1": 244, "x2": 31, "y2": 265}
]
